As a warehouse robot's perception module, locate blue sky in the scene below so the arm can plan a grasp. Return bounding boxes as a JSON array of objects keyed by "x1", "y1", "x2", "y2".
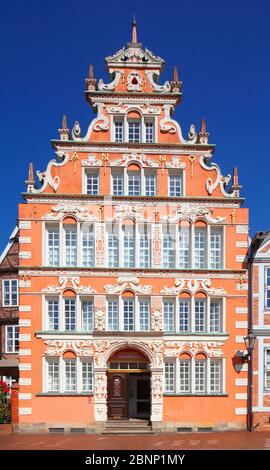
[{"x1": 0, "y1": 0, "x2": 269, "y2": 252}]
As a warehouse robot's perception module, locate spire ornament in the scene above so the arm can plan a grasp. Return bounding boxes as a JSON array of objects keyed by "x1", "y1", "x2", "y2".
[
  {"x1": 231, "y1": 167, "x2": 242, "y2": 197},
  {"x1": 198, "y1": 118, "x2": 209, "y2": 144},
  {"x1": 58, "y1": 114, "x2": 70, "y2": 141},
  {"x1": 86, "y1": 64, "x2": 97, "y2": 91},
  {"x1": 25, "y1": 162, "x2": 36, "y2": 193},
  {"x1": 132, "y1": 15, "x2": 138, "y2": 44},
  {"x1": 171, "y1": 65, "x2": 182, "y2": 93}
]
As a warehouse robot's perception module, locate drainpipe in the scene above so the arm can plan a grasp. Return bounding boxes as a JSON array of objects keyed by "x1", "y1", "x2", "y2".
[{"x1": 247, "y1": 245, "x2": 253, "y2": 432}]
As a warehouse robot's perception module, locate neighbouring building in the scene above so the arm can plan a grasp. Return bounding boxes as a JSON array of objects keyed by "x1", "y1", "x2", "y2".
[
  {"x1": 17, "y1": 20, "x2": 250, "y2": 433},
  {"x1": 0, "y1": 227, "x2": 19, "y2": 390},
  {"x1": 250, "y1": 232, "x2": 270, "y2": 431}
]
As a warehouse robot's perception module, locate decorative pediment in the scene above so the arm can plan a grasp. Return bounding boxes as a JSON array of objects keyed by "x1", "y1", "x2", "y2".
[
  {"x1": 81, "y1": 154, "x2": 102, "y2": 167},
  {"x1": 112, "y1": 153, "x2": 159, "y2": 168},
  {"x1": 107, "y1": 205, "x2": 152, "y2": 223},
  {"x1": 164, "y1": 340, "x2": 225, "y2": 358},
  {"x1": 44, "y1": 339, "x2": 93, "y2": 357},
  {"x1": 105, "y1": 46, "x2": 164, "y2": 67},
  {"x1": 160, "y1": 204, "x2": 226, "y2": 224},
  {"x1": 42, "y1": 203, "x2": 97, "y2": 222},
  {"x1": 161, "y1": 279, "x2": 226, "y2": 296},
  {"x1": 104, "y1": 277, "x2": 153, "y2": 295},
  {"x1": 42, "y1": 276, "x2": 96, "y2": 295}
]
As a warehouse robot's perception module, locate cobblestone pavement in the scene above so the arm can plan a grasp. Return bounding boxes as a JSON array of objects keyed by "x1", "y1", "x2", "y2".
[{"x1": 0, "y1": 432, "x2": 270, "y2": 450}]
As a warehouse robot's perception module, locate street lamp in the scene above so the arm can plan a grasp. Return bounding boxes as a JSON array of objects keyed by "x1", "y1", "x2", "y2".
[
  {"x1": 243, "y1": 332, "x2": 257, "y2": 358},
  {"x1": 243, "y1": 332, "x2": 257, "y2": 432}
]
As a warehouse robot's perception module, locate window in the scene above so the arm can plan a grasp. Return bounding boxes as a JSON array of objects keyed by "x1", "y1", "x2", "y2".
[
  {"x1": 64, "y1": 298, "x2": 76, "y2": 331},
  {"x1": 82, "y1": 225, "x2": 94, "y2": 267},
  {"x1": 81, "y1": 301, "x2": 93, "y2": 332},
  {"x1": 169, "y1": 172, "x2": 182, "y2": 197},
  {"x1": 65, "y1": 359, "x2": 77, "y2": 392},
  {"x1": 195, "y1": 359, "x2": 206, "y2": 393},
  {"x1": 86, "y1": 171, "x2": 99, "y2": 195},
  {"x1": 210, "y1": 227, "x2": 223, "y2": 269},
  {"x1": 210, "y1": 300, "x2": 223, "y2": 333},
  {"x1": 210, "y1": 360, "x2": 222, "y2": 393},
  {"x1": 123, "y1": 225, "x2": 135, "y2": 268},
  {"x1": 179, "y1": 227, "x2": 190, "y2": 268},
  {"x1": 194, "y1": 227, "x2": 206, "y2": 269},
  {"x1": 108, "y1": 299, "x2": 119, "y2": 331},
  {"x1": 179, "y1": 359, "x2": 191, "y2": 393},
  {"x1": 123, "y1": 299, "x2": 135, "y2": 331},
  {"x1": 47, "y1": 226, "x2": 59, "y2": 267},
  {"x1": 163, "y1": 228, "x2": 175, "y2": 269},
  {"x1": 264, "y1": 349, "x2": 270, "y2": 391},
  {"x1": 265, "y1": 268, "x2": 270, "y2": 309},
  {"x1": 47, "y1": 299, "x2": 59, "y2": 331},
  {"x1": 47, "y1": 360, "x2": 60, "y2": 392},
  {"x1": 5, "y1": 325, "x2": 19, "y2": 353},
  {"x1": 165, "y1": 362, "x2": 175, "y2": 392},
  {"x1": 195, "y1": 299, "x2": 206, "y2": 333},
  {"x1": 139, "y1": 228, "x2": 151, "y2": 268},
  {"x1": 145, "y1": 172, "x2": 156, "y2": 196},
  {"x1": 145, "y1": 121, "x2": 154, "y2": 143},
  {"x1": 179, "y1": 299, "x2": 190, "y2": 332},
  {"x1": 64, "y1": 225, "x2": 77, "y2": 267},
  {"x1": 112, "y1": 171, "x2": 124, "y2": 196},
  {"x1": 164, "y1": 300, "x2": 175, "y2": 332},
  {"x1": 107, "y1": 228, "x2": 119, "y2": 268},
  {"x1": 2, "y1": 280, "x2": 18, "y2": 307},
  {"x1": 81, "y1": 360, "x2": 93, "y2": 392},
  {"x1": 128, "y1": 120, "x2": 141, "y2": 143},
  {"x1": 114, "y1": 121, "x2": 124, "y2": 142},
  {"x1": 139, "y1": 299, "x2": 150, "y2": 331},
  {"x1": 128, "y1": 171, "x2": 141, "y2": 196}
]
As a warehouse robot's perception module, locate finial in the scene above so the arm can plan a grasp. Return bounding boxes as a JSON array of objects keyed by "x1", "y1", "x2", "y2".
[
  {"x1": 173, "y1": 66, "x2": 179, "y2": 82},
  {"x1": 25, "y1": 162, "x2": 35, "y2": 192},
  {"x1": 233, "y1": 167, "x2": 239, "y2": 187},
  {"x1": 171, "y1": 65, "x2": 182, "y2": 93},
  {"x1": 132, "y1": 15, "x2": 137, "y2": 44},
  {"x1": 198, "y1": 117, "x2": 209, "y2": 144},
  {"x1": 85, "y1": 64, "x2": 97, "y2": 91},
  {"x1": 231, "y1": 167, "x2": 242, "y2": 195},
  {"x1": 62, "y1": 114, "x2": 67, "y2": 129},
  {"x1": 58, "y1": 114, "x2": 70, "y2": 141},
  {"x1": 89, "y1": 64, "x2": 94, "y2": 79}
]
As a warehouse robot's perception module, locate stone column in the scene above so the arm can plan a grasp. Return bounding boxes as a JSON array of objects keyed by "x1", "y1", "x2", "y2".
[
  {"x1": 151, "y1": 296, "x2": 163, "y2": 332},
  {"x1": 151, "y1": 367, "x2": 164, "y2": 426},
  {"x1": 93, "y1": 368, "x2": 108, "y2": 425}
]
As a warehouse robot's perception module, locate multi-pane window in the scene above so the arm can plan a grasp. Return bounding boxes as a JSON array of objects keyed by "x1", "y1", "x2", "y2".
[
  {"x1": 82, "y1": 225, "x2": 94, "y2": 267},
  {"x1": 128, "y1": 171, "x2": 141, "y2": 196},
  {"x1": 107, "y1": 229, "x2": 119, "y2": 267},
  {"x1": 210, "y1": 360, "x2": 222, "y2": 393},
  {"x1": 163, "y1": 229, "x2": 175, "y2": 268},
  {"x1": 114, "y1": 121, "x2": 124, "y2": 142},
  {"x1": 210, "y1": 228, "x2": 223, "y2": 269},
  {"x1": 47, "y1": 360, "x2": 60, "y2": 392},
  {"x1": 128, "y1": 120, "x2": 140, "y2": 143},
  {"x1": 123, "y1": 299, "x2": 135, "y2": 331},
  {"x1": 145, "y1": 172, "x2": 156, "y2": 196},
  {"x1": 2, "y1": 280, "x2": 18, "y2": 307},
  {"x1": 65, "y1": 359, "x2": 77, "y2": 392},
  {"x1": 179, "y1": 360, "x2": 191, "y2": 393},
  {"x1": 139, "y1": 229, "x2": 151, "y2": 268},
  {"x1": 65, "y1": 226, "x2": 77, "y2": 267},
  {"x1": 194, "y1": 228, "x2": 206, "y2": 269},
  {"x1": 47, "y1": 227, "x2": 60, "y2": 267},
  {"x1": 195, "y1": 299, "x2": 206, "y2": 333},
  {"x1": 169, "y1": 172, "x2": 182, "y2": 197},
  {"x1": 82, "y1": 361, "x2": 93, "y2": 392},
  {"x1": 64, "y1": 299, "x2": 76, "y2": 331},
  {"x1": 210, "y1": 300, "x2": 222, "y2": 333},
  {"x1": 86, "y1": 171, "x2": 99, "y2": 195},
  {"x1": 164, "y1": 300, "x2": 175, "y2": 332},
  {"x1": 139, "y1": 299, "x2": 150, "y2": 331},
  {"x1": 265, "y1": 268, "x2": 270, "y2": 309},
  {"x1": 145, "y1": 121, "x2": 154, "y2": 143},
  {"x1": 81, "y1": 301, "x2": 93, "y2": 332},
  {"x1": 179, "y1": 300, "x2": 190, "y2": 332},
  {"x1": 195, "y1": 360, "x2": 206, "y2": 393},
  {"x1": 5, "y1": 325, "x2": 19, "y2": 353},
  {"x1": 108, "y1": 299, "x2": 119, "y2": 331},
  {"x1": 47, "y1": 299, "x2": 59, "y2": 331},
  {"x1": 264, "y1": 349, "x2": 270, "y2": 391},
  {"x1": 179, "y1": 227, "x2": 190, "y2": 268},
  {"x1": 112, "y1": 172, "x2": 124, "y2": 196},
  {"x1": 123, "y1": 225, "x2": 135, "y2": 268},
  {"x1": 165, "y1": 362, "x2": 175, "y2": 392}
]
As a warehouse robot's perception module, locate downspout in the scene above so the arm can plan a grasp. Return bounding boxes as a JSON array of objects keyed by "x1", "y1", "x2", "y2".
[{"x1": 247, "y1": 243, "x2": 253, "y2": 432}]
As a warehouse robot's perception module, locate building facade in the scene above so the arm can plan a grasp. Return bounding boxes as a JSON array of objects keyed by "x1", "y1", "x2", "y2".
[
  {"x1": 250, "y1": 232, "x2": 270, "y2": 431},
  {"x1": 0, "y1": 227, "x2": 19, "y2": 390},
  {"x1": 17, "y1": 21, "x2": 250, "y2": 432}
]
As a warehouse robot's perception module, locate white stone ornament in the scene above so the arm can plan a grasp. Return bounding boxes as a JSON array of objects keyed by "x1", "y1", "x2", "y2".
[
  {"x1": 161, "y1": 278, "x2": 226, "y2": 296},
  {"x1": 104, "y1": 277, "x2": 153, "y2": 295},
  {"x1": 44, "y1": 340, "x2": 93, "y2": 357}
]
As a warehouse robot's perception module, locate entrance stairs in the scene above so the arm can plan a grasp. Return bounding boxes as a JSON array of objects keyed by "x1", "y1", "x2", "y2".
[{"x1": 103, "y1": 419, "x2": 153, "y2": 434}]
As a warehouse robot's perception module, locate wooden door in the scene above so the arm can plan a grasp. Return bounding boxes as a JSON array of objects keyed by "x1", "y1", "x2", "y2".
[{"x1": 107, "y1": 373, "x2": 128, "y2": 419}]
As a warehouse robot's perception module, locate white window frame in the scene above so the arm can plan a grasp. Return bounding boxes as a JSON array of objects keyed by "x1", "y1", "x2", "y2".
[
  {"x1": 168, "y1": 170, "x2": 183, "y2": 197},
  {"x1": 5, "y1": 325, "x2": 19, "y2": 354},
  {"x1": 85, "y1": 169, "x2": 100, "y2": 195},
  {"x1": 2, "y1": 279, "x2": 18, "y2": 307},
  {"x1": 44, "y1": 357, "x2": 94, "y2": 394},
  {"x1": 264, "y1": 348, "x2": 270, "y2": 391},
  {"x1": 265, "y1": 267, "x2": 270, "y2": 310}
]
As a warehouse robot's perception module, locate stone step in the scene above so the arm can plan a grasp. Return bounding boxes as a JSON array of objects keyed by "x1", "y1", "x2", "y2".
[
  {"x1": 103, "y1": 419, "x2": 153, "y2": 434},
  {"x1": 106, "y1": 420, "x2": 150, "y2": 428},
  {"x1": 103, "y1": 428, "x2": 154, "y2": 434}
]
